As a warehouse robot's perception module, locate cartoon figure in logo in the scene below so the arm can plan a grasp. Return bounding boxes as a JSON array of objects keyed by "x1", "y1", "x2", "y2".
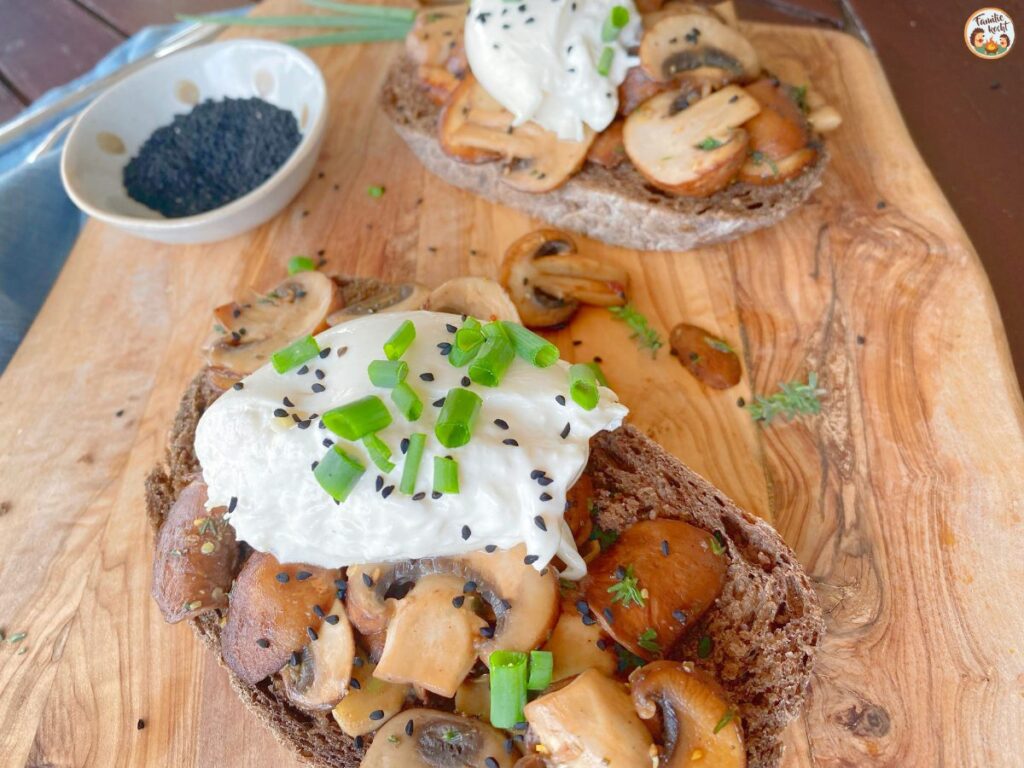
[
  {"x1": 997, "y1": 32, "x2": 1011, "y2": 53},
  {"x1": 971, "y1": 27, "x2": 992, "y2": 54}
]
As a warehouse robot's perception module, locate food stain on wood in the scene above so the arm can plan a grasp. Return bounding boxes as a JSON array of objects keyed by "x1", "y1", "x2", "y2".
[{"x1": 669, "y1": 323, "x2": 742, "y2": 389}]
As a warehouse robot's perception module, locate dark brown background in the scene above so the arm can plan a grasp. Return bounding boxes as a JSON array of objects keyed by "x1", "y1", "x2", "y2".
[{"x1": 1, "y1": 0, "x2": 1021, "y2": 382}]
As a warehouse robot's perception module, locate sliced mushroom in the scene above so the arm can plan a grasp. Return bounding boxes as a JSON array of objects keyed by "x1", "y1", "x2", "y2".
[
  {"x1": 542, "y1": 600, "x2": 616, "y2": 682},
  {"x1": 331, "y1": 654, "x2": 409, "y2": 737},
  {"x1": 454, "y1": 674, "x2": 491, "y2": 720},
  {"x1": 669, "y1": 323, "x2": 741, "y2": 389},
  {"x1": 422, "y1": 277, "x2": 521, "y2": 323},
  {"x1": 641, "y1": 1, "x2": 735, "y2": 30},
  {"x1": 152, "y1": 479, "x2": 238, "y2": 623},
  {"x1": 220, "y1": 552, "x2": 339, "y2": 685},
  {"x1": 623, "y1": 85, "x2": 760, "y2": 196},
  {"x1": 440, "y1": 75, "x2": 594, "y2": 192},
  {"x1": 362, "y1": 709, "x2": 516, "y2": 767},
  {"x1": 737, "y1": 78, "x2": 816, "y2": 185},
  {"x1": 640, "y1": 12, "x2": 759, "y2": 88},
  {"x1": 587, "y1": 120, "x2": 628, "y2": 169},
  {"x1": 374, "y1": 575, "x2": 487, "y2": 697},
  {"x1": 618, "y1": 67, "x2": 675, "y2": 117},
  {"x1": 206, "y1": 271, "x2": 341, "y2": 375},
  {"x1": 406, "y1": 8, "x2": 464, "y2": 67},
  {"x1": 808, "y1": 105, "x2": 842, "y2": 133},
  {"x1": 499, "y1": 229, "x2": 629, "y2": 328},
  {"x1": 327, "y1": 283, "x2": 431, "y2": 325},
  {"x1": 630, "y1": 661, "x2": 745, "y2": 768},
  {"x1": 281, "y1": 598, "x2": 356, "y2": 710},
  {"x1": 582, "y1": 519, "x2": 727, "y2": 660},
  {"x1": 524, "y1": 669, "x2": 653, "y2": 766}
]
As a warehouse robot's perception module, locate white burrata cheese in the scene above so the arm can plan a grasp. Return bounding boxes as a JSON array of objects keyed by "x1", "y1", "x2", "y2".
[
  {"x1": 464, "y1": 0, "x2": 642, "y2": 141},
  {"x1": 195, "y1": 311, "x2": 627, "y2": 579}
]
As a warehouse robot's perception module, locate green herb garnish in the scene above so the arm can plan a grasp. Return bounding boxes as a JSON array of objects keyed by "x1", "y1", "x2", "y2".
[
  {"x1": 501, "y1": 321, "x2": 559, "y2": 368},
  {"x1": 368, "y1": 359, "x2": 408, "y2": 388},
  {"x1": 568, "y1": 363, "x2": 600, "y2": 411},
  {"x1": 271, "y1": 335, "x2": 320, "y2": 373},
  {"x1": 287, "y1": 255, "x2": 317, "y2": 275},
  {"x1": 601, "y1": 5, "x2": 630, "y2": 42},
  {"x1": 527, "y1": 650, "x2": 553, "y2": 691},
  {"x1": 746, "y1": 372, "x2": 825, "y2": 423},
  {"x1": 489, "y1": 650, "x2": 529, "y2": 729},
  {"x1": 435, "y1": 388, "x2": 483, "y2": 448},
  {"x1": 697, "y1": 136, "x2": 724, "y2": 151},
  {"x1": 314, "y1": 446, "x2": 365, "y2": 502},
  {"x1": 323, "y1": 395, "x2": 392, "y2": 440},
  {"x1": 433, "y1": 456, "x2": 460, "y2": 494},
  {"x1": 362, "y1": 434, "x2": 395, "y2": 472},
  {"x1": 7, "y1": 632, "x2": 27, "y2": 644},
  {"x1": 390, "y1": 381, "x2": 423, "y2": 422},
  {"x1": 469, "y1": 325, "x2": 515, "y2": 387},
  {"x1": 608, "y1": 304, "x2": 663, "y2": 355},
  {"x1": 709, "y1": 533, "x2": 725, "y2": 555},
  {"x1": 697, "y1": 634, "x2": 713, "y2": 658},
  {"x1": 368, "y1": 185, "x2": 385, "y2": 198},
  {"x1": 399, "y1": 433, "x2": 426, "y2": 494},
  {"x1": 704, "y1": 336, "x2": 735, "y2": 354},
  {"x1": 589, "y1": 501, "x2": 619, "y2": 551},
  {"x1": 787, "y1": 84, "x2": 808, "y2": 112},
  {"x1": 383, "y1": 319, "x2": 415, "y2": 360},
  {"x1": 615, "y1": 644, "x2": 646, "y2": 672},
  {"x1": 638, "y1": 628, "x2": 661, "y2": 653},
  {"x1": 714, "y1": 708, "x2": 736, "y2": 734},
  {"x1": 750, "y1": 149, "x2": 780, "y2": 176},
  {"x1": 607, "y1": 564, "x2": 644, "y2": 608},
  {"x1": 597, "y1": 46, "x2": 615, "y2": 76}
]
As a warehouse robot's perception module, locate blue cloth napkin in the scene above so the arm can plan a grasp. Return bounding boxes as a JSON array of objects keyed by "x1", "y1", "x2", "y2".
[{"x1": 0, "y1": 12, "x2": 246, "y2": 373}]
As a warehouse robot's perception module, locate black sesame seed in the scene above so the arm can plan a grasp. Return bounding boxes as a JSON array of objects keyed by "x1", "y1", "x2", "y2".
[
  {"x1": 540, "y1": 492, "x2": 552, "y2": 502},
  {"x1": 354, "y1": 735, "x2": 365, "y2": 750},
  {"x1": 446, "y1": 323, "x2": 458, "y2": 333},
  {"x1": 310, "y1": 460, "x2": 319, "y2": 471},
  {"x1": 596, "y1": 639, "x2": 607, "y2": 650},
  {"x1": 413, "y1": 492, "x2": 426, "y2": 501},
  {"x1": 406, "y1": 719, "x2": 415, "y2": 736},
  {"x1": 461, "y1": 525, "x2": 472, "y2": 540},
  {"x1": 274, "y1": 408, "x2": 288, "y2": 417},
  {"x1": 420, "y1": 372, "x2": 435, "y2": 381},
  {"x1": 228, "y1": 496, "x2": 238, "y2": 513},
  {"x1": 576, "y1": 600, "x2": 590, "y2": 615},
  {"x1": 256, "y1": 638, "x2": 270, "y2": 648},
  {"x1": 297, "y1": 365, "x2": 309, "y2": 375},
  {"x1": 382, "y1": 485, "x2": 394, "y2": 499},
  {"x1": 437, "y1": 341, "x2": 452, "y2": 353},
  {"x1": 296, "y1": 570, "x2": 312, "y2": 581},
  {"x1": 292, "y1": 413, "x2": 302, "y2": 423},
  {"x1": 315, "y1": 369, "x2": 325, "y2": 380},
  {"x1": 530, "y1": 469, "x2": 543, "y2": 479},
  {"x1": 485, "y1": 544, "x2": 497, "y2": 553},
  {"x1": 369, "y1": 709, "x2": 385, "y2": 721},
  {"x1": 581, "y1": 614, "x2": 597, "y2": 625},
  {"x1": 673, "y1": 609, "x2": 687, "y2": 623},
  {"x1": 325, "y1": 614, "x2": 340, "y2": 625},
  {"x1": 311, "y1": 383, "x2": 325, "y2": 393},
  {"x1": 362, "y1": 573, "x2": 373, "y2": 588},
  {"x1": 290, "y1": 651, "x2": 301, "y2": 667},
  {"x1": 486, "y1": 757, "x2": 499, "y2": 768},
  {"x1": 297, "y1": 419, "x2": 311, "y2": 430},
  {"x1": 283, "y1": 397, "x2": 294, "y2": 407},
  {"x1": 464, "y1": 581, "x2": 477, "y2": 593},
  {"x1": 461, "y1": 376, "x2": 471, "y2": 387},
  {"x1": 556, "y1": 394, "x2": 566, "y2": 405},
  {"x1": 306, "y1": 627, "x2": 318, "y2": 642},
  {"x1": 319, "y1": 348, "x2": 331, "y2": 359},
  {"x1": 313, "y1": 605, "x2": 325, "y2": 618},
  {"x1": 614, "y1": 566, "x2": 625, "y2": 580},
  {"x1": 494, "y1": 418, "x2": 509, "y2": 430},
  {"x1": 375, "y1": 475, "x2": 384, "y2": 492},
  {"x1": 534, "y1": 515, "x2": 547, "y2": 531},
  {"x1": 538, "y1": 476, "x2": 553, "y2": 486},
  {"x1": 524, "y1": 554, "x2": 539, "y2": 565},
  {"x1": 504, "y1": 738, "x2": 515, "y2": 754},
  {"x1": 232, "y1": 382, "x2": 244, "y2": 390},
  {"x1": 603, "y1": 607, "x2": 614, "y2": 623},
  {"x1": 480, "y1": 626, "x2": 495, "y2": 638},
  {"x1": 661, "y1": 540, "x2": 670, "y2": 556},
  {"x1": 560, "y1": 423, "x2": 571, "y2": 439},
  {"x1": 353, "y1": 656, "x2": 364, "y2": 667},
  {"x1": 432, "y1": 491, "x2": 443, "y2": 499},
  {"x1": 433, "y1": 397, "x2": 446, "y2": 408},
  {"x1": 401, "y1": 438, "x2": 410, "y2": 454},
  {"x1": 276, "y1": 572, "x2": 290, "y2": 584},
  {"x1": 350, "y1": 677, "x2": 361, "y2": 690},
  {"x1": 503, "y1": 438, "x2": 520, "y2": 446}
]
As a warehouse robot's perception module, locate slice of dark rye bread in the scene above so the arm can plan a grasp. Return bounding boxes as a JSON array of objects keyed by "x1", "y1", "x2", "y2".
[
  {"x1": 146, "y1": 367, "x2": 824, "y2": 768},
  {"x1": 379, "y1": 57, "x2": 829, "y2": 253}
]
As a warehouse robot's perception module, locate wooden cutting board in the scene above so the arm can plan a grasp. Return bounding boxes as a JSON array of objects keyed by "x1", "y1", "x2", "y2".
[{"x1": 1, "y1": 3, "x2": 1023, "y2": 766}]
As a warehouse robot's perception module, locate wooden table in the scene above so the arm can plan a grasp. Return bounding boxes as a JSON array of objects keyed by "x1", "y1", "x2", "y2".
[{"x1": 2, "y1": 2, "x2": 1024, "y2": 768}]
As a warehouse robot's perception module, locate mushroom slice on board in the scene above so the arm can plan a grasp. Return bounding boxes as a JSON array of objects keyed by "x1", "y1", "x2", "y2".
[
  {"x1": 361, "y1": 709, "x2": 516, "y2": 767},
  {"x1": 281, "y1": 598, "x2": 356, "y2": 710},
  {"x1": 500, "y1": 229, "x2": 629, "y2": 328},
  {"x1": 737, "y1": 78, "x2": 816, "y2": 185},
  {"x1": 331, "y1": 654, "x2": 409, "y2": 737},
  {"x1": 205, "y1": 271, "x2": 341, "y2": 375},
  {"x1": 373, "y1": 575, "x2": 487, "y2": 697},
  {"x1": 440, "y1": 75, "x2": 595, "y2": 192},
  {"x1": 422, "y1": 277, "x2": 521, "y2": 323},
  {"x1": 623, "y1": 84, "x2": 761, "y2": 197},
  {"x1": 152, "y1": 479, "x2": 238, "y2": 623},
  {"x1": 220, "y1": 552, "x2": 339, "y2": 685},
  {"x1": 406, "y1": 6, "x2": 467, "y2": 104},
  {"x1": 618, "y1": 66, "x2": 676, "y2": 117},
  {"x1": 639, "y1": 11, "x2": 759, "y2": 88},
  {"x1": 327, "y1": 282, "x2": 431, "y2": 325},
  {"x1": 631, "y1": 661, "x2": 746, "y2": 768},
  {"x1": 524, "y1": 669, "x2": 654, "y2": 766},
  {"x1": 582, "y1": 519, "x2": 727, "y2": 660}
]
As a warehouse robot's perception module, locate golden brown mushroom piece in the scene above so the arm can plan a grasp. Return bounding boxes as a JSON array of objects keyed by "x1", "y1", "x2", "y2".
[
  {"x1": 499, "y1": 229, "x2": 629, "y2": 328},
  {"x1": 631, "y1": 661, "x2": 746, "y2": 768},
  {"x1": 281, "y1": 598, "x2": 356, "y2": 710},
  {"x1": 541, "y1": 599, "x2": 617, "y2": 681},
  {"x1": 737, "y1": 78, "x2": 816, "y2": 185},
  {"x1": 152, "y1": 479, "x2": 238, "y2": 623},
  {"x1": 327, "y1": 283, "x2": 431, "y2": 325},
  {"x1": 362, "y1": 709, "x2": 516, "y2": 767},
  {"x1": 618, "y1": 66, "x2": 675, "y2": 117},
  {"x1": 582, "y1": 519, "x2": 727, "y2": 660},
  {"x1": 331, "y1": 653, "x2": 409, "y2": 737},
  {"x1": 586, "y1": 120, "x2": 628, "y2": 169},
  {"x1": 440, "y1": 75, "x2": 595, "y2": 192},
  {"x1": 623, "y1": 84, "x2": 760, "y2": 196},
  {"x1": 524, "y1": 669, "x2": 654, "y2": 766},
  {"x1": 639, "y1": 11, "x2": 759, "y2": 89},
  {"x1": 206, "y1": 271, "x2": 341, "y2": 375},
  {"x1": 406, "y1": 8, "x2": 467, "y2": 104},
  {"x1": 422, "y1": 277, "x2": 521, "y2": 323}
]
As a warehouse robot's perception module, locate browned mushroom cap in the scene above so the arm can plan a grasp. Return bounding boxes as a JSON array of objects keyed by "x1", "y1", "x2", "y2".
[
  {"x1": 737, "y1": 78, "x2": 816, "y2": 185},
  {"x1": 331, "y1": 653, "x2": 409, "y2": 737},
  {"x1": 630, "y1": 661, "x2": 745, "y2": 768},
  {"x1": 327, "y1": 283, "x2": 431, "y2": 325},
  {"x1": 152, "y1": 479, "x2": 238, "y2": 623},
  {"x1": 205, "y1": 271, "x2": 341, "y2": 375},
  {"x1": 281, "y1": 598, "x2": 356, "y2": 710},
  {"x1": 361, "y1": 709, "x2": 516, "y2": 768},
  {"x1": 618, "y1": 66, "x2": 675, "y2": 117},
  {"x1": 623, "y1": 85, "x2": 760, "y2": 197},
  {"x1": 582, "y1": 519, "x2": 727, "y2": 660},
  {"x1": 587, "y1": 120, "x2": 628, "y2": 169},
  {"x1": 499, "y1": 229, "x2": 629, "y2": 328},
  {"x1": 422, "y1": 277, "x2": 521, "y2": 323},
  {"x1": 220, "y1": 552, "x2": 339, "y2": 685},
  {"x1": 524, "y1": 669, "x2": 654, "y2": 765},
  {"x1": 640, "y1": 11, "x2": 759, "y2": 89}
]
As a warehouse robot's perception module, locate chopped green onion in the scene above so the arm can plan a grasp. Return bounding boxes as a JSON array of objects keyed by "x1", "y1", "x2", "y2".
[
  {"x1": 501, "y1": 322, "x2": 559, "y2": 368},
  {"x1": 303, "y1": 0, "x2": 417, "y2": 22},
  {"x1": 323, "y1": 395, "x2": 392, "y2": 440},
  {"x1": 597, "y1": 46, "x2": 615, "y2": 77},
  {"x1": 568, "y1": 363, "x2": 600, "y2": 411},
  {"x1": 584, "y1": 360, "x2": 609, "y2": 387},
  {"x1": 285, "y1": 28, "x2": 411, "y2": 47},
  {"x1": 450, "y1": 321, "x2": 485, "y2": 367},
  {"x1": 456, "y1": 327, "x2": 484, "y2": 352},
  {"x1": 435, "y1": 388, "x2": 482, "y2": 448},
  {"x1": 368, "y1": 359, "x2": 408, "y2": 388},
  {"x1": 714, "y1": 708, "x2": 736, "y2": 734},
  {"x1": 696, "y1": 136, "x2": 724, "y2": 151},
  {"x1": 368, "y1": 185, "x2": 385, "y2": 198},
  {"x1": 433, "y1": 456, "x2": 460, "y2": 494},
  {"x1": 314, "y1": 446, "x2": 365, "y2": 502},
  {"x1": 362, "y1": 434, "x2": 394, "y2": 472},
  {"x1": 288, "y1": 255, "x2": 317, "y2": 275},
  {"x1": 601, "y1": 5, "x2": 630, "y2": 42},
  {"x1": 527, "y1": 650, "x2": 553, "y2": 691},
  {"x1": 178, "y1": 12, "x2": 412, "y2": 27},
  {"x1": 469, "y1": 327, "x2": 515, "y2": 387},
  {"x1": 390, "y1": 381, "x2": 423, "y2": 422},
  {"x1": 384, "y1": 319, "x2": 416, "y2": 360},
  {"x1": 399, "y1": 432, "x2": 426, "y2": 494},
  {"x1": 489, "y1": 651, "x2": 528, "y2": 729},
  {"x1": 271, "y1": 335, "x2": 320, "y2": 373}
]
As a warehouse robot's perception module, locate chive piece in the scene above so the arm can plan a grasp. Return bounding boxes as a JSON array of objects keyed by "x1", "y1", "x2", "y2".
[
  {"x1": 489, "y1": 650, "x2": 529, "y2": 729},
  {"x1": 303, "y1": 0, "x2": 417, "y2": 22},
  {"x1": 714, "y1": 708, "x2": 736, "y2": 734},
  {"x1": 469, "y1": 326, "x2": 515, "y2": 387},
  {"x1": 399, "y1": 433, "x2": 426, "y2": 494},
  {"x1": 601, "y1": 5, "x2": 630, "y2": 41},
  {"x1": 697, "y1": 136, "x2": 724, "y2": 150},
  {"x1": 501, "y1": 322, "x2": 559, "y2": 368},
  {"x1": 323, "y1": 396, "x2": 392, "y2": 440},
  {"x1": 178, "y1": 12, "x2": 413, "y2": 28},
  {"x1": 450, "y1": 322, "x2": 485, "y2": 367},
  {"x1": 368, "y1": 359, "x2": 408, "y2": 388},
  {"x1": 527, "y1": 650, "x2": 553, "y2": 691},
  {"x1": 368, "y1": 185, "x2": 385, "y2": 198},
  {"x1": 597, "y1": 46, "x2": 615, "y2": 76},
  {"x1": 285, "y1": 28, "x2": 409, "y2": 47},
  {"x1": 314, "y1": 446, "x2": 365, "y2": 501},
  {"x1": 362, "y1": 434, "x2": 395, "y2": 472},
  {"x1": 568, "y1": 363, "x2": 600, "y2": 410},
  {"x1": 583, "y1": 360, "x2": 609, "y2": 387},
  {"x1": 456, "y1": 326, "x2": 484, "y2": 352},
  {"x1": 435, "y1": 388, "x2": 483, "y2": 448},
  {"x1": 288, "y1": 255, "x2": 317, "y2": 275},
  {"x1": 433, "y1": 456, "x2": 460, "y2": 494},
  {"x1": 271, "y1": 335, "x2": 320, "y2": 373},
  {"x1": 384, "y1": 320, "x2": 416, "y2": 360},
  {"x1": 391, "y1": 381, "x2": 423, "y2": 421}
]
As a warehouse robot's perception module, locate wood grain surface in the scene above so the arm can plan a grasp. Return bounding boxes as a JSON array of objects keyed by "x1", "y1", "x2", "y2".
[{"x1": 1, "y1": 5, "x2": 1023, "y2": 767}]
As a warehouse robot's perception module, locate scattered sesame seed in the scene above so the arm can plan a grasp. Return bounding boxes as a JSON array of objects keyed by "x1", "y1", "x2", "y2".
[
  {"x1": 461, "y1": 525, "x2": 472, "y2": 540},
  {"x1": 524, "y1": 554, "x2": 539, "y2": 565},
  {"x1": 420, "y1": 372, "x2": 435, "y2": 381},
  {"x1": 313, "y1": 605, "x2": 325, "y2": 618},
  {"x1": 382, "y1": 486, "x2": 394, "y2": 499},
  {"x1": 582, "y1": 614, "x2": 597, "y2": 625},
  {"x1": 556, "y1": 395, "x2": 566, "y2": 406},
  {"x1": 538, "y1": 476, "x2": 553, "y2": 487},
  {"x1": 560, "y1": 423, "x2": 571, "y2": 439},
  {"x1": 452, "y1": 595, "x2": 466, "y2": 609},
  {"x1": 354, "y1": 736, "x2": 365, "y2": 750},
  {"x1": 137, "y1": 719, "x2": 145, "y2": 730},
  {"x1": 432, "y1": 491, "x2": 442, "y2": 499},
  {"x1": 350, "y1": 678, "x2": 361, "y2": 690},
  {"x1": 661, "y1": 540, "x2": 669, "y2": 556},
  {"x1": 504, "y1": 739, "x2": 515, "y2": 754},
  {"x1": 576, "y1": 600, "x2": 590, "y2": 615},
  {"x1": 406, "y1": 719, "x2": 415, "y2": 736},
  {"x1": 297, "y1": 365, "x2": 309, "y2": 375},
  {"x1": 276, "y1": 572, "x2": 290, "y2": 584},
  {"x1": 283, "y1": 397, "x2": 294, "y2": 407},
  {"x1": 433, "y1": 397, "x2": 446, "y2": 408},
  {"x1": 494, "y1": 418, "x2": 509, "y2": 430},
  {"x1": 362, "y1": 573, "x2": 373, "y2": 588},
  {"x1": 401, "y1": 438, "x2": 410, "y2": 453},
  {"x1": 311, "y1": 383, "x2": 326, "y2": 393},
  {"x1": 485, "y1": 544, "x2": 497, "y2": 553},
  {"x1": 413, "y1": 492, "x2": 426, "y2": 500},
  {"x1": 461, "y1": 376, "x2": 471, "y2": 387},
  {"x1": 369, "y1": 709, "x2": 385, "y2": 721},
  {"x1": 337, "y1": 346, "x2": 348, "y2": 357},
  {"x1": 296, "y1": 570, "x2": 312, "y2": 581},
  {"x1": 319, "y1": 347, "x2": 331, "y2": 359},
  {"x1": 290, "y1": 651, "x2": 301, "y2": 667},
  {"x1": 315, "y1": 369, "x2": 325, "y2": 380},
  {"x1": 540, "y1": 492, "x2": 552, "y2": 502},
  {"x1": 325, "y1": 614, "x2": 340, "y2": 625},
  {"x1": 503, "y1": 438, "x2": 520, "y2": 446},
  {"x1": 228, "y1": 496, "x2": 238, "y2": 513},
  {"x1": 375, "y1": 475, "x2": 384, "y2": 492},
  {"x1": 603, "y1": 607, "x2": 614, "y2": 623},
  {"x1": 534, "y1": 515, "x2": 547, "y2": 531},
  {"x1": 232, "y1": 382, "x2": 244, "y2": 390},
  {"x1": 296, "y1": 419, "x2": 311, "y2": 429},
  {"x1": 437, "y1": 342, "x2": 452, "y2": 355},
  {"x1": 307, "y1": 627, "x2": 318, "y2": 641},
  {"x1": 323, "y1": 438, "x2": 333, "y2": 448},
  {"x1": 353, "y1": 656, "x2": 364, "y2": 667},
  {"x1": 673, "y1": 609, "x2": 687, "y2": 623},
  {"x1": 274, "y1": 408, "x2": 288, "y2": 417},
  {"x1": 256, "y1": 638, "x2": 270, "y2": 648},
  {"x1": 446, "y1": 323, "x2": 458, "y2": 333}
]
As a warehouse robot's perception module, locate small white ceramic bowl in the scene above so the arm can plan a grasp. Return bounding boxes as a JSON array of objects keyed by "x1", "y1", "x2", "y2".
[{"x1": 61, "y1": 39, "x2": 327, "y2": 244}]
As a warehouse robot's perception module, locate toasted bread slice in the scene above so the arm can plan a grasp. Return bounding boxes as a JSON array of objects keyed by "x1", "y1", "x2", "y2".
[
  {"x1": 147, "y1": 355, "x2": 823, "y2": 768},
  {"x1": 380, "y1": 57, "x2": 828, "y2": 253}
]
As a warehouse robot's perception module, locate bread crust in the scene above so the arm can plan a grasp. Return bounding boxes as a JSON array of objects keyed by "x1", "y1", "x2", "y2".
[
  {"x1": 379, "y1": 57, "x2": 828, "y2": 253},
  {"x1": 147, "y1": 367, "x2": 824, "y2": 768}
]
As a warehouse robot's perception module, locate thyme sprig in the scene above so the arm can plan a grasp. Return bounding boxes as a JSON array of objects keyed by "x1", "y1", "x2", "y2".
[
  {"x1": 746, "y1": 372, "x2": 825, "y2": 424},
  {"x1": 607, "y1": 564, "x2": 645, "y2": 608},
  {"x1": 608, "y1": 305, "x2": 663, "y2": 356},
  {"x1": 637, "y1": 627, "x2": 662, "y2": 653}
]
